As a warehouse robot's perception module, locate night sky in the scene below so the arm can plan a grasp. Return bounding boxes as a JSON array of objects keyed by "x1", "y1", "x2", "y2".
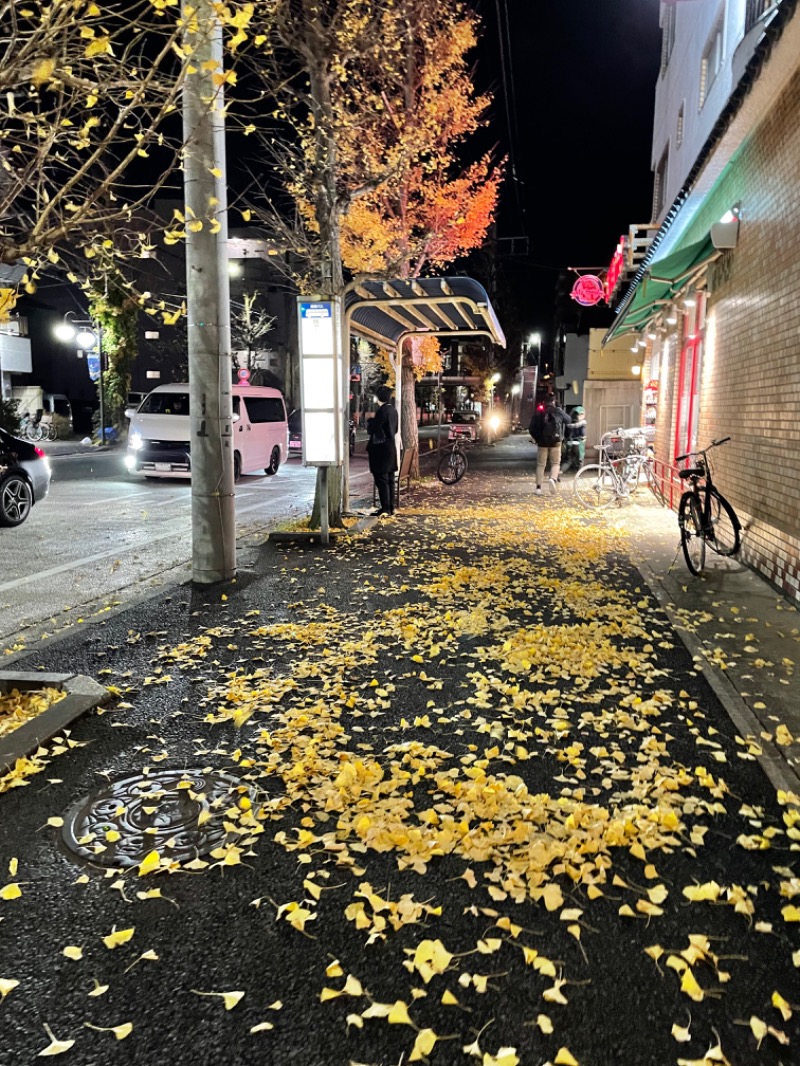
[{"x1": 474, "y1": 0, "x2": 663, "y2": 340}]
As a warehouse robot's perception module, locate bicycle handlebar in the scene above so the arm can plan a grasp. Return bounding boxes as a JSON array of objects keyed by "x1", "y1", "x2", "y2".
[{"x1": 676, "y1": 437, "x2": 731, "y2": 463}]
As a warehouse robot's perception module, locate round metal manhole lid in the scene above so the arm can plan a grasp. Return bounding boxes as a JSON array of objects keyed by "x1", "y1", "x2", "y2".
[{"x1": 62, "y1": 769, "x2": 249, "y2": 868}]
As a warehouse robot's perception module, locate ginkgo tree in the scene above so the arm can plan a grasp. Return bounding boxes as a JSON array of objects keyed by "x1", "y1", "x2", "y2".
[
  {"x1": 0, "y1": 0, "x2": 191, "y2": 317},
  {"x1": 245, "y1": 0, "x2": 464, "y2": 525},
  {"x1": 339, "y1": 0, "x2": 503, "y2": 465}
]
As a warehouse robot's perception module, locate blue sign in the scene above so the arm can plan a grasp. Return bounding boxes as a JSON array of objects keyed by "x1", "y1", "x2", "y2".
[{"x1": 86, "y1": 354, "x2": 101, "y2": 382}]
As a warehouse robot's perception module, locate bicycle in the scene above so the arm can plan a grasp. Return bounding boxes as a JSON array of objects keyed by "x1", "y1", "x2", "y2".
[
  {"x1": 676, "y1": 437, "x2": 741, "y2": 575},
  {"x1": 574, "y1": 451, "x2": 653, "y2": 507},
  {"x1": 437, "y1": 437, "x2": 469, "y2": 484},
  {"x1": 20, "y1": 410, "x2": 44, "y2": 442}
]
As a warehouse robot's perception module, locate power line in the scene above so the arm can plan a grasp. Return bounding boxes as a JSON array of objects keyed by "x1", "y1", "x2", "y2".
[{"x1": 494, "y1": 0, "x2": 525, "y2": 231}]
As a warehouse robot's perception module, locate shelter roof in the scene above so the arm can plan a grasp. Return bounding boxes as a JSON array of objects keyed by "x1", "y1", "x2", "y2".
[{"x1": 345, "y1": 277, "x2": 506, "y2": 349}]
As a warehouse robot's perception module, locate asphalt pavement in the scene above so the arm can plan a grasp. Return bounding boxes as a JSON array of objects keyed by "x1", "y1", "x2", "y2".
[{"x1": 0, "y1": 434, "x2": 798, "y2": 1066}]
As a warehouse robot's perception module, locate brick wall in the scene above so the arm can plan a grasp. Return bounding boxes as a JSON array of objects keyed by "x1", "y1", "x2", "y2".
[{"x1": 656, "y1": 63, "x2": 800, "y2": 602}]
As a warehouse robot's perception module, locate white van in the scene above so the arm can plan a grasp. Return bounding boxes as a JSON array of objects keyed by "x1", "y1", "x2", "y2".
[{"x1": 125, "y1": 384, "x2": 288, "y2": 480}]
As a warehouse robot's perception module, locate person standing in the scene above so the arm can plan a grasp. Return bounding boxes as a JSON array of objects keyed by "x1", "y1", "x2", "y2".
[
  {"x1": 529, "y1": 395, "x2": 571, "y2": 494},
  {"x1": 367, "y1": 385, "x2": 399, "y2": 516}
]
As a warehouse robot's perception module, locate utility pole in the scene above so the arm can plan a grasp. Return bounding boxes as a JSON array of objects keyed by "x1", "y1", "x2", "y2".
[{"x1": 182, "y1": 0, "x2": 235, "y2": 582}]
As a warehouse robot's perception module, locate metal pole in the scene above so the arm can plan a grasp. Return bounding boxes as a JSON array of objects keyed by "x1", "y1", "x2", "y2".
[
  {"x1": 97, "y1": 321, "x2": 105, "y2": 446},
  {"x1": 183, "y1": 0, "x2": 235, "y2": 583}
]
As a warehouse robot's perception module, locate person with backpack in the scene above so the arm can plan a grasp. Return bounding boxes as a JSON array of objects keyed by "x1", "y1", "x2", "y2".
[{"x1": 529, "y1": 395, "x2": 572, "y2": 494}]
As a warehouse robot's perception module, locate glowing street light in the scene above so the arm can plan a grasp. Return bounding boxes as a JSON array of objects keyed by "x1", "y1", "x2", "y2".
[{"x1": 55, "y1": 313, "x2": 107, "y2": 445}]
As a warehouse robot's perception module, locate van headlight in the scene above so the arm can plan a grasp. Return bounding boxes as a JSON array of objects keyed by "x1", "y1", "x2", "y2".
[{"x1": 129, "y1": 432, "x2": 143, "y2": 451}]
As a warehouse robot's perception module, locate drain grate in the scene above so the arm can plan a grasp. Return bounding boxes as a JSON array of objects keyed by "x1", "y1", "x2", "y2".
[{"x1": 61, "y1": 769, "x2": 248, "y2": 868}]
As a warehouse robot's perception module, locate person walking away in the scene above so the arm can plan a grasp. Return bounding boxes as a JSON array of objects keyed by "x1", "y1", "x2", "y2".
[
  {"x1": 529, "y1": 396, "x2": 571, "y2": 494},
  {"x1": 367, "y1": 385, "x2": 399, "y2": 515}
]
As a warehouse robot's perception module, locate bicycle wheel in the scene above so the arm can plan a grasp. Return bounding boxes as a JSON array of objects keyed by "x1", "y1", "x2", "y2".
[
  {"x1": 679, "y1": 493, "x2": 706, "y2": 575},
  {"x1": 574, "y1": 465, "x2": 617, "y2": 508},
  {"x1": 437, "y1": 449, "x2": 467, "y2": 485},
  {"x1": 47, "y1": 422, "x2": 58, "y2": 441},
  {"x1": 707, "y1": 489, "x2": 741, "y2": 556}
]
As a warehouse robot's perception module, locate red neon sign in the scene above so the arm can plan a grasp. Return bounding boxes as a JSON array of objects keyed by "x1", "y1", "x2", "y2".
[
  {"x1": 570, "y1": 275, "x2": 605, "y2": 307},
  {"x1": 605, "y1": 237, "x2": 625, "y2": 302}
]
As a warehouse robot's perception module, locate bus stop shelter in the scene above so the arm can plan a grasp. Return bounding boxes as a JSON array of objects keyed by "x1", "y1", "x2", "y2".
[{"x1": 344, "y1": 277, "x2": 506, "y2": 492}]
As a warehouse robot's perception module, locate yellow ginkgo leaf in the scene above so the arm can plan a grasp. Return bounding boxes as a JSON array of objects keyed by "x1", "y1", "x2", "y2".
[
  {"x1": 771, "y1": 990, "x2": 792, "y2": 1021},
  {"x1": 102, "y1": 927, "x2": 134, "y2": 949},
  {"x1": 749, "y1": 1016, "x2": 767, "y2": 1049},
  {"x1": 554, "y1": 1048, "x2": 579, "y2": 1066},
  {"x1": 781, "y1": 904, "x2": 800, "y2": 922},
  {"x1": 441, "y1": 989, "x2": 459, "y2": 1006},
  {"x1": 62, "y1": 946, "x2": 83, "y2": 961},
  {"x1": 671, "y1": 1022, "x2": 691, "y2": 1042},
  {"x1": 85, "y1": 1021, "x2": 132, "y2": 1041},
  {"x1": 38, "y1": 1024, "x2": 75, "y2": 1056},
  {"x1": 536, "y1": 1014, "x2": 553, "y2": 1034},
  {"x1": 483, "y1": 1048, "x2": 519, "y2": 1066},
  {"x1": 0, "y1": 978, "x2": 19, "y2": 999},
  {"x1": 137, "y1": 850, "x2": 160, "y2": 876},
  {"x1": 191, "y1": 989, "x2": 245, "y2": 1010},
  {"x1": 87, "y1": 981, "x2": 108, "y2": 998},
  {"x1": 0, "y1": 883, "x2": 22, "y2": 900},
  {"x1": 680, "y1": 967, "x2": 704, "y2": 1002},
  {"x1": 541, "y1": 883, "x2": 564, "y2": 911},
  {"x1": 84, "y1": 36, "x2": 112, "y2": 58},
  {"x1": 387, "y1": 1000, "x2": 413, "y2": 1025},
  {"x1": 31, "y1": 58, "x2": 57, "y2": 87},
  {"x1": 250, "y1": 1021, "x2": 274, "y2": 1033},
  {"x1": 409, "y1": 1029, "x2": 437, "y2": 1062}
]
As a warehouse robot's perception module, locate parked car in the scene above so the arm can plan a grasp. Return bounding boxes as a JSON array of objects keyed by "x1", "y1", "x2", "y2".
[
  {"x1": 125, "y1": 384, "x2": 289, "y2": 480},
  {"x1": 0, "y1": 426, "x2": 52, "y2": 527},
  {"x1": 288, "y1": 409, "x2": 303, "y2": 456},
  {"x1": 448, "y1": 411, "x2": 481, "y2": 441},
  {"x1": 287, "y1": 411, "x2": 357, "y2": 458}
]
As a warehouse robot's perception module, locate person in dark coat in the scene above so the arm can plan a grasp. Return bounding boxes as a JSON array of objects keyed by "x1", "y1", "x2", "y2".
[{"x1": 366, "y1": 385, "x2": 399, "y2": 516}]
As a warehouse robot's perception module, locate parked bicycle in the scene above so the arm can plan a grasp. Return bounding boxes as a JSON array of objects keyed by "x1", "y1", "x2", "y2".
[
  {"x1": 574, "y1": 426, "x2": 668, "y2": 508},
  {"x1": 20, "y1": 409, "x2": 44, "y2": 442},
  {"x1": 676, "y1": 437, "x2": 741, "y2": 575},
  {"x1": 437, "y1": 437, "x2": 469, "y2": 485}
]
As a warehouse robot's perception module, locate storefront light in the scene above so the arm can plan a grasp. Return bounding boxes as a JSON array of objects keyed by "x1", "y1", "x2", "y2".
[
  {"x1": 666, "y1": 313, "x2": 678, "y2": 325},
  {"x1": 648, "y1": 331, "x2": 658, "y2": 340},
  {"x1": 683, "y1": 296, "x2": 696, "y2": 308},
  {"x1": 631, "y1": 364, "x2": 642, "y2": 377}
]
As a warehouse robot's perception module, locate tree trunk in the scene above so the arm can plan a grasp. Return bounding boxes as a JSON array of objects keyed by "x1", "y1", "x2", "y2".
[{"x1": 401, "y1": 348, "x2": 420, "y2": 479}]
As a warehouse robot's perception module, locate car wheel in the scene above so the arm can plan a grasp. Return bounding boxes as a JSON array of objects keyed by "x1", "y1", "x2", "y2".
[
  {"x1": 234, "y1": 452, "x2": 242, "y2": 481},
  {"x1": 265, "y1": 446, "x2": 280, "y2": 476},
  {"x1": 0, "y1": 473, "x2": 33, "y2": 526}
]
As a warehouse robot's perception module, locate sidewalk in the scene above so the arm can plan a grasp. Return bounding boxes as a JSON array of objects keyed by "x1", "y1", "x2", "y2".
[{"x1": 1, "y1": 438, "x2": 798, "y2": 1066}]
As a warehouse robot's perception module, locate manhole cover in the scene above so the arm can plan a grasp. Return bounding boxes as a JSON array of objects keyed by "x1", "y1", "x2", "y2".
[{"x1": 62, "y1": 769, "x2": 248, "y2": 868}]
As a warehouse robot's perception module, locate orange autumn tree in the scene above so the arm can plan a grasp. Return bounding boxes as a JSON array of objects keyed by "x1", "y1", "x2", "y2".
[{"x1": 340, "y1": 1, "x2": 502, "y2": 462}]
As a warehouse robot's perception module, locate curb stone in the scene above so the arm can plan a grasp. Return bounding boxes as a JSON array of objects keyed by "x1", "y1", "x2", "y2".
[
  {"x1": 634, "y1": 560, "x2": 800, "y2": 795},
  {"x1": 0, "y1": 672, "x2": 111, "y2": 777}
]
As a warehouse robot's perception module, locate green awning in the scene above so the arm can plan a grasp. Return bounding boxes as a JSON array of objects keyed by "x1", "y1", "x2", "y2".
[{"x1": 607, "y1": 235, "x2": 717, "y2": 338}]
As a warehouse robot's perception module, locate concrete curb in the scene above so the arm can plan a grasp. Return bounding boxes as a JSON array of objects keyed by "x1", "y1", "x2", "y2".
[
  {"x1": 0, "y1": 672, "x2": 110, "y2": 776},
  {"x1": 634, "y1": 560, "x2": 800, "y2": 795}
]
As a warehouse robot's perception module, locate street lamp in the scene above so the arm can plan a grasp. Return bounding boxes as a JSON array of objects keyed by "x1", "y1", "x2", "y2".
[
  {"x1": 528, "y1": 332, "x2": 542, "y2": 369},
  {"x1": 55, "y1": 313, "x2": 106, "y2": 445}
]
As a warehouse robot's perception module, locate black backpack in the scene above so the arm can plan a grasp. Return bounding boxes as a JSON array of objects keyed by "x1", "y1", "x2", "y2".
[{"x1": 536, "y1": 408, "x2": 564, "y2": 447}]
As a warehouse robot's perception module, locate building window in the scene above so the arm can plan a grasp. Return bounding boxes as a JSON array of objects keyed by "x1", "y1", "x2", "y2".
[
  {"x1": 653, "y1": 145, "x2": 669, "y2": 220},
  {"x1": 674, "y1": 293, "x2": 707, "y2": 460},
  {"x1": 699, "y1": 14, "x2": 724, "y2": 110},
  {"x1": 660, "y1": 2, "x2": 676, "y2": 76},
  {"x1": 676, "y1": 102, "x2": 685, "y2": 148}
]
